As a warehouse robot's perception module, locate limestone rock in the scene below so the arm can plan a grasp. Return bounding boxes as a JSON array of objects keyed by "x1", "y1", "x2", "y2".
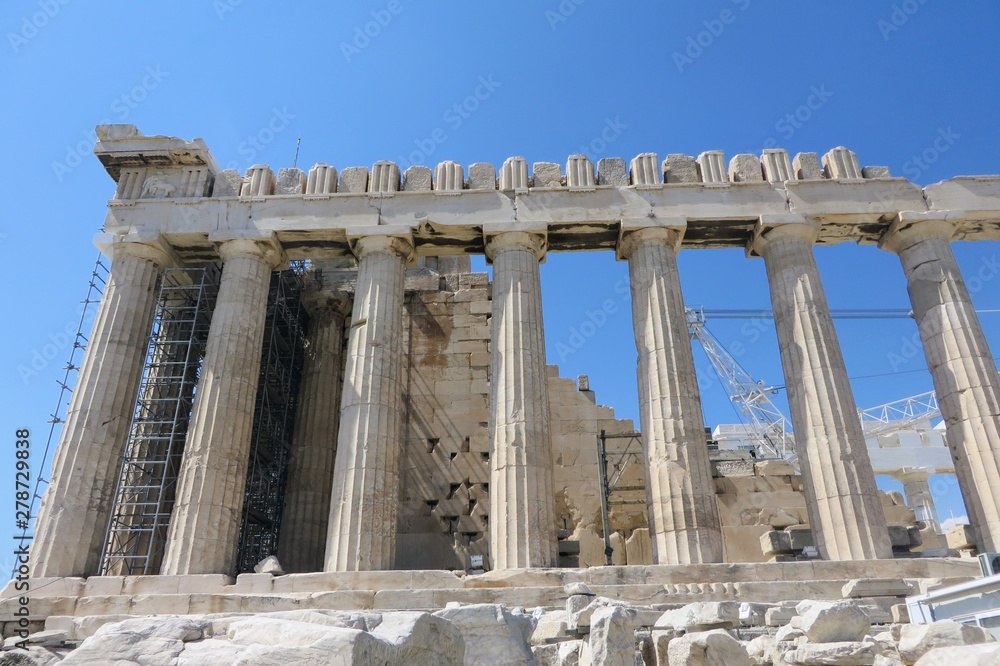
[
  {"x1": 945, "y1": 524, "x2": 977, "y2": 550},
  {"x1": 747, "y1": 634, "x2": 777, "y2": 665},
  {"x1": 59, "y1": 616, "x2": 208, "y2": 665},
  {"x1": 862, "y1": 166, "x2": 891, "y2": 179},
  {"x1": 277, "y1": 168, "x2": 307, "y2": 195},
  {"x1": 339, "y1": 166, "x2": 369, "y2": 193},
  {"x1": 912, "y1": 643, "x2": 1000, "y2": 665},
  {"x1": 533, "y1": 162, "x2": 563, "y2": 188},
  {"x1": 776, "y1": 624, "x2": 805, "y2": 642},
  {"x1": 652, "y1": 628, "x2": 680, "y2": 666},
  {"x1": 667, "y1": 629, "x2": 751, "y2": 666},
  {"x1": 468, "y1": 162, "x2": 496, "y2": 190},
  {"x1": 842, "y1": 579, "x2": 916, "y2": 598},
  {"x1": 782, "y1": 641, "x2": 878, "y2": 665},
  {"x1": 176, "y1": 638, "x2": 249, "y2": 665},
  {"x1": 658, "y1": 601, "x2": 740, "y2": 631},
  {"x1": 663, "y1": 154, "x2": 699, "y2": 183},
  {"x1": 729, "y1": 154, "x2": 764, "y2": 182},
  {"x1": 434, "y1": 604, "x2": 536, "y2": 666},
  {"x1": 792, "y1": 601, "x2": 870, "y2": 643},
  {"x1": 212, "y1": 169, "x2": 244, "y2": 197},
  {"x1": 254, "y1": 555, "x2": 285, "y2": 574},
  {"x1": 588, "y1": 606, "x2": 638, "y2": 666},
  {"x1": 533, "y1": 640, "x2": 581, "y2": 666},
  {"x1": 596, "y1": 157, "x2": 627, "y2": 186},
  {"x1": 370, "y1": 611, "x2": 464, "y2": 665},
  {"x1": 530, "y1": 610, "x2": 568, "y2": 645},
  {"x1": 570, "y1": 597, "x2": 632, "y2": 631},
  {"x1": 898, "y1": 620, "x2": 996, "y2": 663},
  {"x1": 793, "y1": 152, "x2": 823, "y2": 180},
  {"x1": 404, "y1": 166, "x2": 433, "y2": 191},
  {"x1": 564, "y1": 582, "x2": 593, "y2": 596}
]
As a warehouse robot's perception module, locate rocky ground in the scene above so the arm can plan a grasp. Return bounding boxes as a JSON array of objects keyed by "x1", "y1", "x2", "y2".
[{"x1": 1, "y1": 586, "x2": 997, "y2": 665}]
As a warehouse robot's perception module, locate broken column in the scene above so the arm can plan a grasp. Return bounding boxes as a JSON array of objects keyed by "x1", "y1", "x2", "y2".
[
  {"x1": 161, "y1": 235, "x2": 284, "y2": 575},
  {"x1": 617, "y1": 223, "x2": 723, "y2": 564},
  {"x1": 325, "y1": 234, "x2": 412, "y2": 571},
  {"x1": 486, "y1": 230, "x2": 559, "y2": 569},
  {"x1": 749, "y1": 215, "x2": 892, "y2": 561},
  {"x1": 33, "y1": 235, "x2": 173, "y2": 578},
  {"x1": 880, "y1": 212, "x2": 1000, "y2": 552},
  {"x1": 277, "y1": 290, "x2": 350, "y2": 573},
  {"x1": 894, "y1": 468, "x2": 941, "y2": 533}
]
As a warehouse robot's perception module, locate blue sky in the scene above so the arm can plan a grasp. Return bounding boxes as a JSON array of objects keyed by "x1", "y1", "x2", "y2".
[{"x1": 2, "y1": 2, "x2": 998, "y2": 564}]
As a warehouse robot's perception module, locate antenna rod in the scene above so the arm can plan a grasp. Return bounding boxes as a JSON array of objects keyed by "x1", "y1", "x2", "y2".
[{"x1": 292, "y1": 135, "x2": 301, "y2": 168}]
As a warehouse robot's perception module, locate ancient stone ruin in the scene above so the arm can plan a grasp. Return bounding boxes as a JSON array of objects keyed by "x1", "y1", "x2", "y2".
[{"x1": 3, "y1": 124, "x2": 999, "y2": 664}]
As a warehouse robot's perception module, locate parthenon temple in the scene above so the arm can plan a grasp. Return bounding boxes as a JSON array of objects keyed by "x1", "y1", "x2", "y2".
[{"x1": 8, "y1": 125, "x2": 1000, "y2": 656}]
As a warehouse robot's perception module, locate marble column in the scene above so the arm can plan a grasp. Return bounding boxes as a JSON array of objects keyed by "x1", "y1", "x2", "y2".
[
  {"x1": 750, "y1": 215, "x2": 892, "y2": 560},
  {"x1": 485, "y1": 231, "x2": 558, "y2": 570},
  {"x1": 880, "y1": 212, "x2": 1000, "y2": 551},
  {"x1": 33, "y1": 237, "x2": 172, "y2": 578},
  {"x1": 618, "y1": 225, "x2": 723, "y2": 564},
  {"x1": 325, "y1": 235, "x2": 412, "y2": 572},
  {"x1": 161, "y1": 237, "x2": 284, "y2": 575},
  {"x1": 894, "y1": 468, "x2": 941, "y2": 533},
  {"x1": 277, "y1": 290, "x2": 350, "y2": 573}
]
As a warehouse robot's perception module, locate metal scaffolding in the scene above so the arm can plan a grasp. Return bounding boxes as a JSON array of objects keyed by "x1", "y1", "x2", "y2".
[
  {"x1": 597, "y1": 430, "x2": 647, "y2": 565},
  {"x1": 100, "y1": 266, "x2": 221, "y2": 575},
  {"x1": 234, "y1": 266, "x2": 307, "y2": 575}
]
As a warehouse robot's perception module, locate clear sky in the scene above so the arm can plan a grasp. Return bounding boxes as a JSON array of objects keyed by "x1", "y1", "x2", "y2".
[{"x1": 2, "y1": 2, "x2": 998, "y2": 568}]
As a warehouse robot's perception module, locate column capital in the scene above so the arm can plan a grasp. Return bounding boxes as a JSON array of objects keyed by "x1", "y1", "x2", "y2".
[
  {"x1": 211, "y1": 232, "x2": 287, "y2": 269},
  {"x1": 894, "y1": 467, "x2": 934, "y2": 483},
  {"x1": 301, "y1": 289, "x2": 351, "y2": 321},
  {"x1": 616, "y1": 218, "x2": 687, "y2": 260},
  {"x1": 878, "y1": 211, "x2": 956, "y2": 255},
  {"x1": 95, "y1": 231, "x2": 179, "y2": 268},
  {"x1": 747, "y1": 214, "x2": 817, "y2": 258},
  {"x1": 349, "y1": 233, "x2": 414, "y2": 262},
  {"x1": 484, "y1": 230, "x2": 547, "y2": 263}
]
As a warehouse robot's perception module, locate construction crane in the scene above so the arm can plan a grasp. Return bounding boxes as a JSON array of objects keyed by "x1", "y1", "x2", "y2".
[
  {"x1": 686, "y1": 307, "x2": 943, "y2": 461},
  {"x1": 685, "y1": 307, "x2": 794, "y2": 461}
]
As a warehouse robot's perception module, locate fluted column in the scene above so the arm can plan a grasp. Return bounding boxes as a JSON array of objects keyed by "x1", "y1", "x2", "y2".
[
  {"x1": 618, "y1": 225, "x2": 723, "y2": 564},
  {"x1": 486, "y1": 231, "x2": 558, "y2": 569},
  {"x1": 325, "y1": 235, "x2": 412, "y2": 571},
  {"x1": 33, "y1": 237, "x2": 172, "y2": 577},
  {"x1": 161, "y1": 237, "x2": 284, "y2": 575},
  {"x1": 894, "y1": 468, "x2": 941, "y2": 533},
  {"x1": 277, "y1": 290, "x2": 350, "y2": 573},
  {"x1": 750, "y1": 215, "x2": 892, "y2": 560},
  {"x1": 881, "y1": 212, "x2": 1000, "y2": 551}
]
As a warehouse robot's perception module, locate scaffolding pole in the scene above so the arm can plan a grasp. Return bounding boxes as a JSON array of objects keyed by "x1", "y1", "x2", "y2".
[
  {"x1": 596, "y1": 430, "x2": 646, "y2": 566},
  {"x1": 99, "y1": 266, "x2": 220, "y2": 576}
]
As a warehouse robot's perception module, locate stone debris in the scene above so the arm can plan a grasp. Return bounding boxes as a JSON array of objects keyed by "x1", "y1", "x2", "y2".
[
  {"x1": 2, "y1": 596, "x2": 997, "y2": 665},
  {"x1": 253, "y1": 555, "x2": 285, "y2": 575}
]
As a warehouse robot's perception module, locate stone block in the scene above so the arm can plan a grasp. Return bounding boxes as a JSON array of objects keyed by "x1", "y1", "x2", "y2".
[
  {"x1": 791, "y1": 600, "x2": 870, "y2": 643},
  {"x1": 83, "y1": 576, "x2": 124, "y2": 597},
  {"x1": 783, "y1": 641, "x2": 877, "y2": 665},
  {"x1": 729, "y1": 153, "x2": 764, "y2": 182},
  {"x1": 306, "y1": 162, "x2": 338, "y2": 194},
  {"x1": 370, "y1": 160, "x2": 401, "y2": 192},
  {"x1": 566, "y1": 155, "x2": 595, "y2": 188},
  {"x1": 588, "y1": 606, "x2": 639, "y2": 666},
  {"x1": 888, "y1": 525, "x2": 914, "y2": 548},
  {"x1": 6, "y1": 578, "x2": 84, "y2": 599},
  {"x1": 760, "y1": 531, "x2": 793, "y2": 556},
  {"x1": 841, "y1": 578, "x2": 917, "y2": 598},
  {"x1": 890, "y1": 604, "x2": 909, "y2": 624},
  {"x1": 697, "y1": 151, "x2": 728, "y2": 183},
  {"x1": 433, "y1": 604, "x2": 535, "y2": 664},
  {"x1": 596, "y1": 157, "x2": 628, "y2": 186},
  {"x1": 213, "y1": 169, "x2": 244, "y2": 197},
  {"x1": 898, "y1": 620, "x2": 996, "y2": 663},
  {"x1": 500, "y1": 157, "x2": 529, "y2": 190},
  {"x1": 241, "y1": 164, "x2": 276, "y2": 196},
  {"x1": 945, "y1": 523, "x2": 977, "y2": 550},
  {"x1": 755, "y1": 459, "x2": 796, "y2": 476},
  {"x1": 624, "y1": 529, "x2": 653, "y2": 566},
  {"x1": 629, "y1": 153, "x2": 660, "y2": 186},
  {"x1": 787, "y1": 526, "x2": 815, "y2": 551},
  {"x1": 657, "y1": 601, "x2": 740, "y2": 631},
  {"x1": 667, "y1": 629, "x2": 751, "y2": 666},
  {"x1": 762, "y1": 149, "x2": 794, "y2": 182},
  {"x1": 277, "y1": 167, "x2": 307, "y2": 194},
  {"x1": 713, "y1": 459, "x2": 756, "y2": 477},
  {"x1": 862, "y1": 165, "x2": 891, "y2": 179},
  {"x1": 468, "y1": 162, "x2": 496, "y2": 190},
  {"x1": 339, "y1": 166, "x2": 369, "y2": 193},
  {"x1": 823, "y1": 146, "x2": 863, "y2": 179},
  {"x1": 663, "y1": 154, "x2": 699, "y2": 183},
  {"x1": 435, "y1": 161, "x2": 464, "y2": 192},
  {"x1": 766, "y1": 605, "x2": 799, "y2": 627},
  {"x1": 403, "y1": 166, "x2": 433, "y2": 191},
  {"x1": 533, "y1": 162, "x2": 563, "y2": 188},
  {"x1": 793, "y1": 152, "x2": 823, "y2": 180}
]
